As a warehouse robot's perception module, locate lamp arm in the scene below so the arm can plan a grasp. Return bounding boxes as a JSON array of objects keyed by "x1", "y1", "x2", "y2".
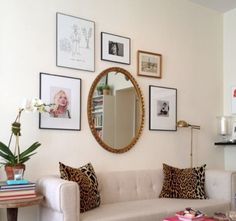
[{"x1": 190, "y1": 125, "x2": 200, "y2": 130}]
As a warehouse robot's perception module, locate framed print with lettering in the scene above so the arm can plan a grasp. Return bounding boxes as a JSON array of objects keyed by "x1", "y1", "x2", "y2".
[{"x1": 56, "y1": 12, "x2": 95, "y2": 72}]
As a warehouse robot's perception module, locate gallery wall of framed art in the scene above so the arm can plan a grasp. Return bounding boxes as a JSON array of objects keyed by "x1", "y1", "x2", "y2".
[{"x1": 36, "y1": 10, "x2": 180, "y2": 135}]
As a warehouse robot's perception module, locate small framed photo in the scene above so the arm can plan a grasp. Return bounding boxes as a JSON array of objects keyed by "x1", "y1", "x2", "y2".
[
  {"x1": 56, "y1": 12, "x2": 95, "y2": 72},
  {"x1": 101, "y1": 32, "x2": 130, "y2": 65},
  {"x1": 231, "y1": 86, "x2": 236, "y2": 114},
  {"x1": 149, "y1": 85, "x2": 177, "y2": 131},
  {"x1": 39, "y1": 73, "x2": 81, "y2": 130},
  {"x1": 137, "y1": 50, "x2": 162, "y2": 78}
]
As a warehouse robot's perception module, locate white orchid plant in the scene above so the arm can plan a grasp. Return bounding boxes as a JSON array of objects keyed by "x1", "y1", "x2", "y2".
[{"x1": 0, "y1": 98, "x2": 54, "y2": 167}]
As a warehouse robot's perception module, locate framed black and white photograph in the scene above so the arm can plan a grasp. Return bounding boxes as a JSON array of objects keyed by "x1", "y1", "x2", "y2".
[
  {"x1": 39, "y1": 73, "x2": 81, "y2": 130},
  {"x1": 138, "y1": 50, "x2": 162, "y2": 78},
  {"x1": 101, "y1": 32, "x2": 130, "y2": 65},
  {"x1": 56, "y1": 12, "x2": 95, "y2": 72},
  {"x1": 149, "y1": 85, "x2": 177, "y2": 131}
]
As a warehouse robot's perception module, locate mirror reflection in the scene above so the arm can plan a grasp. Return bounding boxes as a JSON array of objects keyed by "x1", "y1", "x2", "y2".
[{"x1": 88, "y1": 67, "x2": 144, "y2": 153}]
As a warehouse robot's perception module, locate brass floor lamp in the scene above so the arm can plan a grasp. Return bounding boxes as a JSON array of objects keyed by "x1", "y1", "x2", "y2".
[{"x1": 177, "y1": 120, "x2": 200, "y2": 168}]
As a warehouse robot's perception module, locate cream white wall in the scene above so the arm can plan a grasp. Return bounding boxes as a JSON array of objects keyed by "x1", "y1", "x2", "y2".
[
  {"x1": 0, "y1": 0, "x2": 224, "y2": 220},
  {"x1": 223, "y1": 8, "x2": 236, "y2": 170}
]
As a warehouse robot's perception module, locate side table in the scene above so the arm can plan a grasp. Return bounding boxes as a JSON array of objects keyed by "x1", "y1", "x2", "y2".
[{"x1": 0, "y1": 194, "x2": 44, "y2": 221}]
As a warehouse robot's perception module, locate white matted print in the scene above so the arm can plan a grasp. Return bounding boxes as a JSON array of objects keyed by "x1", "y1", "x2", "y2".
[
  {"x1": 101, "y1": 32, "x2": 130, "y2": 65},
  {"x1": 138, "y1": 50, "x2": 162, "y2": 78},
  {"x1": 149, "y1": 85, "x2": 177, "y2": 131},
  {"x1": 39, "y1": 73, "x2": 81, "y2": 130},
  {"x1": 232, "y1": 86, "x2": 236, "y2": 114},
  {"x1": 56, "y1": 12, "x2": 95, "y2": 72}
]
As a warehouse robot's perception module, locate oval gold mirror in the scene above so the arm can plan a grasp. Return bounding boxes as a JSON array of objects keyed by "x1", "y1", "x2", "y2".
[{"x1": 87, "y1": 67, "x2": 145, "y2": 153}]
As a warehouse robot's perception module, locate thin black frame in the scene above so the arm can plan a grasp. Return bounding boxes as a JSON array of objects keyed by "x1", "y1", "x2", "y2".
[
  {"x1": 39, "y1": 72, "x2": 82, "y2": 131},
  {"x1": 56, "y1": 12, "x2": 95, "y2": 72},
  {"x1": 101, "y1": 32, "x2": 131, "y2": 65},
  {"x1": 149, "y1": 85, "x2": 177, "y2": 131}
]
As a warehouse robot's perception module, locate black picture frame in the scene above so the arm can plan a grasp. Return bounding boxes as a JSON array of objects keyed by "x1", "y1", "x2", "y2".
[
  {"x1": 56, "y1": 12, "x2": 95, "y2": 72},
  {"x1": 149, "y1": 85, "x2": 177, "y2": 131},
  {"x1": 101, "y1": 32, "x2": 131, "y2": 65},
  {"x1": 39, "y1": 72, "x2": 82, "y2": 131}
]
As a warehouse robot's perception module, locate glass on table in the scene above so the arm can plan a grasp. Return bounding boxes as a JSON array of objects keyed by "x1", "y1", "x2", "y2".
[{"x1": 13, "y1": 168, "x2": 24, "y2": 180}]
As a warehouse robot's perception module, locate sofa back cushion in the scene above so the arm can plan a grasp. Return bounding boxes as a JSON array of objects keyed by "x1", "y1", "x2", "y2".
[
  {"x1": 97, "y1": 170, "x2": 163, "y2": 204},
  {"x1": 96, "y1": 169, "x2": 235, "y2": 206},
  {"x1": 205, "y1": 170, "x2": 233, "y2": 202}
]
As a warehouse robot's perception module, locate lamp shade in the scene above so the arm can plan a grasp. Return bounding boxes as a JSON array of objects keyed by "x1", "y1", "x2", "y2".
[
  {"x1": 177, "y1": 120, "x2": 190, "y2": 128},
  {"x1": 177, "y1": 120, "x2": 200, "y2": 130}
]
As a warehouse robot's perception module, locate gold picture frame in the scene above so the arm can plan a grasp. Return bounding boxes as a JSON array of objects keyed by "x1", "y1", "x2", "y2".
[{"x1": 137, "y1": 50, "x2": 162, "y2": 78}]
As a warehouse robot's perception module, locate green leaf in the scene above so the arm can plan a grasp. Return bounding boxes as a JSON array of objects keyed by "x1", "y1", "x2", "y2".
[
  {"x1": 0, "y1": 151, "x2": 12, "y2": 162},
  {"x1": 19, "y1": 156, "x2": 31, "y2": 164},
  {"x1": 19, "y1": 153, "x2": 36, "y2": 163},
  {"x1": 0, "y1": 142, "x2": 15, "y2": 158},
  {"x1": 19, "y1": 142, "x2": 41, "y2": 159}
]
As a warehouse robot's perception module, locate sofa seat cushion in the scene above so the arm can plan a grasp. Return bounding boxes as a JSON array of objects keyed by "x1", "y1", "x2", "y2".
[{"x1": 81, "y1": 198, "x2": 230, "y2": 221}]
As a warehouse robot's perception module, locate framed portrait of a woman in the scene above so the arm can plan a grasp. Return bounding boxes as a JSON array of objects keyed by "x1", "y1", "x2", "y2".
[
  {"x1": 149, "y1": 85, "x2": 177, "y2": 131},
  {"x1": 39, "y1": 72, "x2": 81, "y2": 130}
]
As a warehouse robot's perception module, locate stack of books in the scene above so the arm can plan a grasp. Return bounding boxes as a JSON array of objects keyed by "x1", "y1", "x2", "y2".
[{"x1": 0, "y1": 180, "x2": 36, "y2": 201}]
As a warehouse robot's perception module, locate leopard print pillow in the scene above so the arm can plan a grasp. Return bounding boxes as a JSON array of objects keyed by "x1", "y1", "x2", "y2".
[
  {"x1": 59, "y1": 162, "x2": 101, "y2": 212},
  {"x1": 159, "y1": 163, "x2": 207, "y2": 199}
]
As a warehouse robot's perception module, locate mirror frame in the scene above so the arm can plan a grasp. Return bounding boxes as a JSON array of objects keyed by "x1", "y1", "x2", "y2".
[{"x1": 87, "y1": 67, "x2": 145, "y2": 153}]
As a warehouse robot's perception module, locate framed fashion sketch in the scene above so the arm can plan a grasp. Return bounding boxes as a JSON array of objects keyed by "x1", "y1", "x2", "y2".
[
  {"x1": 138, "y1": 50, "x2": 162, "y2": 78},
  {"x1": 39, "y1": 73, "x2": 81, "y2": 130},
  {"x1": 149, "y1": 85, "x2": 177, "y2": 131},
  {"x1": 56, "y1": 12, "x2": 95, "y2": 72},
  {"x1": 101, "y1": 32, "x2": 130, "y2": 65}
]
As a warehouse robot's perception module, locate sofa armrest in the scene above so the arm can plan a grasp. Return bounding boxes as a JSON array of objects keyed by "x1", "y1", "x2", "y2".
[
  {"x1": 37, "y1": 175, "x2": 80, "y2": 221},
  {"x1": 205, "y1": 170, "x2": 236, "y2": 209}
]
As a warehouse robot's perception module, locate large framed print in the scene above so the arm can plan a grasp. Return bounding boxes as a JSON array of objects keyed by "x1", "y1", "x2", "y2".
[
  {"x1": 56, "y1": 12, "x2": 95, "y2": 72},
  {"x1": 138, "y1": 50, "x2": 162, "y2": 78},
  {"x1": 149, "y1": 85, "x2": 177, "y2": 131},
  {"x1": 39, "y1": 73, "x2": 81, "y2": 130},
  {"x1": 101, "y1": 32, "x2": 130, "y2": 65}
]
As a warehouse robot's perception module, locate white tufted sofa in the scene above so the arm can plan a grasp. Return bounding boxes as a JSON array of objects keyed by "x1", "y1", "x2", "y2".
[{"x1": 37, "y1": 169, "x2": 236, "y2": 221}]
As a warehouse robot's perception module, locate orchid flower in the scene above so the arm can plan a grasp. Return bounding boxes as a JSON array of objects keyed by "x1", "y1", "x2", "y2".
[{"x1": 3, "y1": 98, "x2": 54, "y2": 165}]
